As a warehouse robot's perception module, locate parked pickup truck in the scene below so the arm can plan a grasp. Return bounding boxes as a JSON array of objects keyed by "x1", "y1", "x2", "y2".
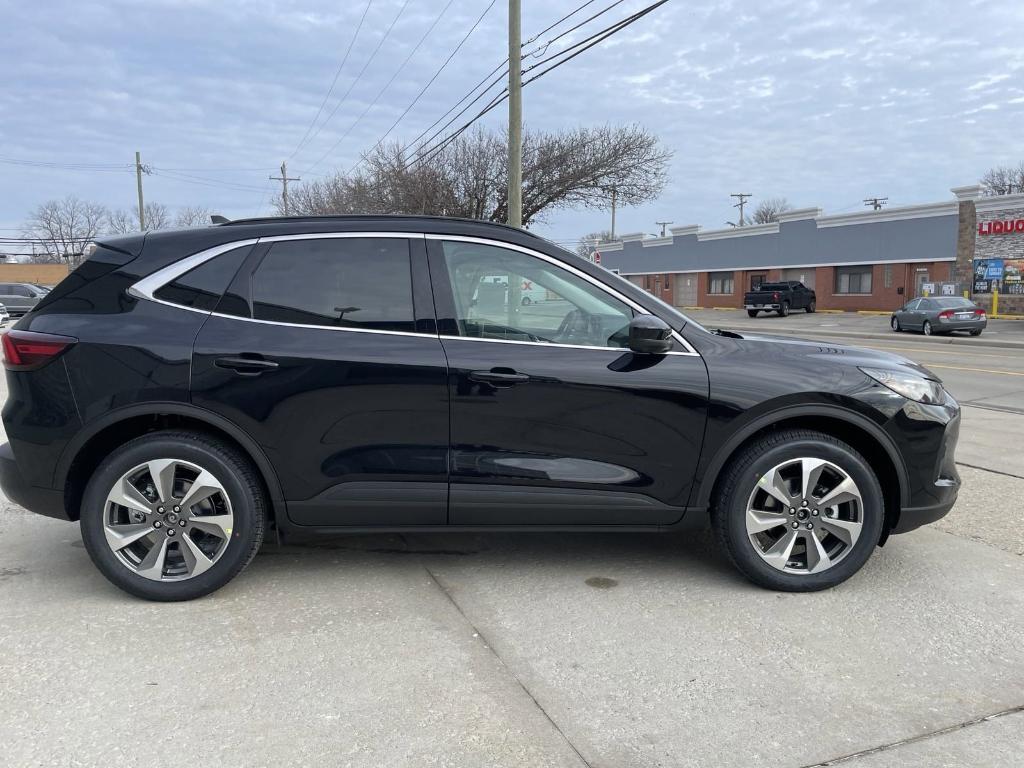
[{"x1": 743, "y1": 281, "x2": 816, "y2": 317}]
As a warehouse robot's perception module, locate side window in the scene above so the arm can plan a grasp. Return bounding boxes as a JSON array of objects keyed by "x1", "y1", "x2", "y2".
[
  {"x1": 904, "y1": 299, "x2": 921, "y2": 311},
  {"x1": 10, "y1": 285, "x2": 33, "y2": 297},
  {"x1": 0, "y1": 284, "x2": 9, "y2": 293},
  {"x1": 440, "y1": 241, "x2": 633, "y2": 348},
  {"x1": 252, "y1": 238, "x2": 414, "y2": 332},
  {"x1": 155, "y1": 246, "x2": 250, "y2": 311}
]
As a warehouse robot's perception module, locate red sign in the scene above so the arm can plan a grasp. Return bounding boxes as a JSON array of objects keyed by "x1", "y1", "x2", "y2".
[
  {"x1": 978, "y1": 219, "x2": 1024, "y2": 236},
  {"x1": 594, "y1": 251, "x2": 601, "y2": 264}
]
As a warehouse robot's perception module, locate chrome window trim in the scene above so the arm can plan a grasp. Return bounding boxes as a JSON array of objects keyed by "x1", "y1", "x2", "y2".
[
  {"x1": 127, "y1": 230, "x2": 701, "y2": 356},
  {"x1": 428, "y1": 233, "x2": 700, "y2": 356}
]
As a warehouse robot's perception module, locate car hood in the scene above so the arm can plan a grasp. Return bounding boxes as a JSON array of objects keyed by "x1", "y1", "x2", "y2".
[{"x1": 730, "y1": 331, "x2": 941, "y2": 381}]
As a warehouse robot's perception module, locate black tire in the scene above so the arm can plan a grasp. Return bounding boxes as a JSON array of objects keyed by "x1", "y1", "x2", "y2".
[
  {"x1": 747, "y1": 310, "x2": 759, "y2": 318},
  {"x1": 806, "y1": 300, "x2": 816, "y2": 314},
  {"x1": 969, "y1": 329, "x2": 982, "y2": 336},
  {"x1": 80, "y1": 431, "x2": 266, "y2": 601},
  {"x1": 778, "y1": 301, "x2": 790, "y2": 317},
  {"x1": 710, "y1": 429, "x2": 884, "y2": 592},
  {"x1": 891, "y1": 316, "x2": 901, "y2": 332},
  {"x1": 521, "y1": 296, "x2": 532, "y2": 306},
  {"x1": 922, "y1": 320, "x2": 933, "y2": 336}
]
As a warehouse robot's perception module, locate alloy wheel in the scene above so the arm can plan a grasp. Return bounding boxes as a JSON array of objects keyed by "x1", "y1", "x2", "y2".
[
  {"x1": 102, "y1": 459, "x2": 234, "y2": 581},
  {"x1": 745, "y1": 457, "x2": 864, "y2": 574}
]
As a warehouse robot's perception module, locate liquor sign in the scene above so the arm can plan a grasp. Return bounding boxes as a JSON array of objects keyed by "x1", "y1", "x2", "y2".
[{"x1": 978, "y1": 219, "x2": 1024, "y2": 236}]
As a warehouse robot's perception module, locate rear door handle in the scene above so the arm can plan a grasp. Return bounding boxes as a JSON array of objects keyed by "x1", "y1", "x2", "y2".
[
  {"x1": 468, "y1": 369, "x2": 530, "y2": 387},
  {"x1": 215, "y1": 356, "x2": 279, "y2": 376}
]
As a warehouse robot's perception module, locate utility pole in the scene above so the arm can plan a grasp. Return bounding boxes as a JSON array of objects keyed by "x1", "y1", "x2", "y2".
[
  {"x1": 135, "y1": 151, "x2": 146, "y2": 230},
  {"x1": 270, "y1": 161, "x2": 301, "y2": 216},
  {"x1": 863, "y1": 197, "x2": 888, "y2": 211},
  {"x1": 606, "y1": 184, "x2": 618, "y2": 239},
  {"x1": 730, "y1": 193, "x2": 752, "y2": 226},
  {"x1": 655, "y1": 220, "x2": 674, "y2": 237},
  {"x1": 507, "y1": 0, "x2": 523, "y2": 228}
]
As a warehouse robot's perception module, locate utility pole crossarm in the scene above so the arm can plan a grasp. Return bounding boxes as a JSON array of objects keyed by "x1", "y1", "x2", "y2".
[
  {"x1": 863, "y1": 197, "x2": 888, "y2": 211},
  {"x1": 730, "y1": 193, "x2": 752, "y2": 227},
  {"x1": 135, "y1": 151, "x2": 146, "y2": 230},
  {"x1": 655, "y1": 220, "x2": 674, "y2": 237},
  {"x1": 270, "y1": 160, "x2": 301, "y2": 216}
]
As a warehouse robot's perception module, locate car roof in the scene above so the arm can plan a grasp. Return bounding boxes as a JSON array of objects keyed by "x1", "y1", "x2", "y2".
[{"x1": 219, "y1": 214, "x2": 545, "y2": 241}]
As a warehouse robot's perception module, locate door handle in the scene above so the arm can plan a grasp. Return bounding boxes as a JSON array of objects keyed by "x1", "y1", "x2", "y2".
[
  {"x1": 215, "y1": 356, "x2": 279, "y2": 376},
  {"x1": 468, "y1": 369, "x2": 530, "y2": 387}
]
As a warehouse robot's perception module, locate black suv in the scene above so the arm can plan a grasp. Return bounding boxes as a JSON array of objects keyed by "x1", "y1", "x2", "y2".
[{"x1": 0, "y1": 216, "x2": 961, "y2": 600}]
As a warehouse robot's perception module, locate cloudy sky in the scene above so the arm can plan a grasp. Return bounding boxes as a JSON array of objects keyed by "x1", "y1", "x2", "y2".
[{"x1": 2, "y1": 0, "x2": 1023, "y2": 247}]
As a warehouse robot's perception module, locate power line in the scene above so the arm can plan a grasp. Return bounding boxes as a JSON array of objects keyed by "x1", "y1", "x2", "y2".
[
  {"x1": 293, "y1": 0, "x2": 414, "y2": 165},
  {"x1": 303, "y1": 0, "x2": 458, "y2": 174},
  {"x1": 410, "y1": 0, "x2": 668, "y2": 168},
  {"x1": 864, "y1": 197, "x2": 888, "y2": 211},
  {"x1": 409, "y1": 0, "x2": 626, "y2": 154},
  {"x1": 730, "y1": 193, "x2": 752, "y2": 226},
  {"x1": 288, "y1": 0, "x2": 375, "y2": 161},
  {"x1": 349, "y1": 0, "x2": 499, "y2": 175}
]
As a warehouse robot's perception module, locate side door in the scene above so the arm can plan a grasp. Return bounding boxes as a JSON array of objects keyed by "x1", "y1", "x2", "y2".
[
  {"x1": 901, "y1": 298, "x2": 922, "y2": 328},
  {"x1": 427, "y1": 235, "x2": 710, "y2": 526},
  {"x1": 191, "y1": 233, "x2": 450, "y2": 527}
]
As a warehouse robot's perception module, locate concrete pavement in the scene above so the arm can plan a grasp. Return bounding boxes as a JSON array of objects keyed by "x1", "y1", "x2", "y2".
[{"x1": 2, "y1": 347, "x2": 1023, "y2": 767}]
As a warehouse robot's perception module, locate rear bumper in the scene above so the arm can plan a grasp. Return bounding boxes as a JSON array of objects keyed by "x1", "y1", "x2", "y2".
[
  {"x1": 937, "y1": 318, "x2": 987, "y2": 332},
  {"x1": 0, "y1": 442, "x2": 68, "y2": 520},
  {"x1": 745, "y1": 304, "x2": 781, "y2": 310}
]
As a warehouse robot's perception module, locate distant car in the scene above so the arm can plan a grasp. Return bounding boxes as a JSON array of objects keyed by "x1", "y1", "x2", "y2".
[
  {"x1": 891, "y1": 297, "x2": 987, "y2": 336},
  {"x1": 744, "y1": 281, "x2": 816, "y2": 317},
  {"x1": 0, "y1": 283, "x2": 50, "y2": 316},
  {"x1": 0, "y1": 303, "x2": 9, "y2": 325}
]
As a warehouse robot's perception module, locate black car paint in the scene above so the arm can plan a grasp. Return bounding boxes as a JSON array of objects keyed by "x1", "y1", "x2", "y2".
[{"x1": 0, "y1": 216, "x2": 959, "y2": 539}]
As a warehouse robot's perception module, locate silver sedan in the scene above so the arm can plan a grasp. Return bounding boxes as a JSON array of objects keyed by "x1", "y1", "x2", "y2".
[{"x1": 891, "y1": 296, "x2": 987, "y2": 336}]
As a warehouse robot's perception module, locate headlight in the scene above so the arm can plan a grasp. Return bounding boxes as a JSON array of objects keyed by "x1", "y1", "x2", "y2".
[{"x1": 860, "y1": 367, "x2": 945, "y2": 404}]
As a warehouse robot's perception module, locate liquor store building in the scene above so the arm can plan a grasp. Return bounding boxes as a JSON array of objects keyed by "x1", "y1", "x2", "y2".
[{"x1": 596, "y1": 185, "x2": 1024, "y2": 314}]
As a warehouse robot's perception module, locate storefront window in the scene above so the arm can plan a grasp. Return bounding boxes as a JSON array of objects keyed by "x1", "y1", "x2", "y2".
[
  {"x1": 708, "y1": 271, "x2": 734, "y2": 294},
  {"x1": 835, "y1": 267, "x2": 872, "y2": 294}
]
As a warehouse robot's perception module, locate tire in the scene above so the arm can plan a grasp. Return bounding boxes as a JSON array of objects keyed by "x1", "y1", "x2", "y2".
[
  {"x1": 747, "y1": 310, "x2": 759, "y2": 318},
  {"x1": 969, "y1": 329, "x2": 982, "y2": 336},
  {"x1": 710, "y1": 429, "x2": 884, "y2": 592},
  {"x1": 891, "y1": 316, "x2": 901, "y2": 332},
  {"x1": 521, "y1": 296, "x2": 532, "y2": 306},
  {"x1": 80, "y1": 431, "x2": 266, "y2": 601},
  {"x1": 806, "y1": 300, "x2": 816, "y2": 314},
  {"x1": 778, "y1": 301, "x2": 790, "y2": 317},
  {"x1": 922, "y1": 320, "x2": 932, "y2": 336}
]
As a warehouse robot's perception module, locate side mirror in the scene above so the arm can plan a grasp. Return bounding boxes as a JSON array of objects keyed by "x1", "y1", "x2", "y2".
[{"x1": 628, "y1": 314, "x2": 673, "y2": 354}]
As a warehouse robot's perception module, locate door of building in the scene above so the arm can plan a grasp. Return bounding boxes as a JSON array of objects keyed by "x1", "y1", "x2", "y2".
[
  {"x1": 915, "y1": 269, "x2": 930, "y2": 297},
  {"x1": 675, "y1": 273, "x2": 697, "y2": 307}
]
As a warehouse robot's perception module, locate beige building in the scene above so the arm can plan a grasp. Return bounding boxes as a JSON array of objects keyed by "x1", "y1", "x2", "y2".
[{"x1": 0, "y1": 263, "x2": 69, "y2": 286}]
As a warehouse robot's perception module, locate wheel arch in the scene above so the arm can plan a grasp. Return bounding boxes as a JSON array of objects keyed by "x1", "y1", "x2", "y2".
[
  {"x1": 697, "y1": 405, "x2": 909, "y2": 536},
  {"x1": 57, "y1": 403, "x2": 285, "y2": 523}
]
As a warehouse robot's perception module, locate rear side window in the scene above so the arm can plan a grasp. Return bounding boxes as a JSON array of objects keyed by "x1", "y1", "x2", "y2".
[
  {"x1": 154, "y1": 246, "x2": 250, "y2": 311},
  {"x1": 251, "y1": 238, "x2": 414, "y2": 332}
]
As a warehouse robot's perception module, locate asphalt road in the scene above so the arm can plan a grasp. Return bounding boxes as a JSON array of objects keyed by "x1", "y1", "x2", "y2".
[{"x1": 1, "y1": 330, "x2": 1023, "y2": 767}]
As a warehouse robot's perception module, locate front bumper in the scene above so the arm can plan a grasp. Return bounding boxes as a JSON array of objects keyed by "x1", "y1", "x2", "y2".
[
  {"x1": 0, "y1": 442, "x2": 68, "y2": 520},
  {"x1": 890, "y1": 406, "x2": 961, "y2": 534}
]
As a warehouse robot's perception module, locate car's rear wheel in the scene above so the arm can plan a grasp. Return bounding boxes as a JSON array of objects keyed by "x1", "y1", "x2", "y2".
[
  {"x1": 891, "y1": 316, "x2": 901, "y2": 332},
  {"x1": 747, "y1": 310, "x2": 759, "y2": 318},
  {"x1": 778, "y1": 301, "x2": 790, "y2": 317},
  {"x1": 711, "y1": 429, "x2": 884, "y2": 591},
  {"x1": 969, "y1": 329, "x2": 983, "y2": 336},
  {"x1": 80, "y1": 431, "x2": 266, "y2": 601}
]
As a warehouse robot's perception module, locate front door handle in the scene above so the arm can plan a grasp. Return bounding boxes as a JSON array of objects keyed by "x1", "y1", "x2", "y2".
[
  {"x1": 215, "y1": 356, "x2": 279, "y2": 376},
  {"x1": 468, "y1": 369, "x2": 530, "y2": 387}
]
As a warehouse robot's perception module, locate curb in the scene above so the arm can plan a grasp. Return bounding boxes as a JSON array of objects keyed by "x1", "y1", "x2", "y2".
[{"x1": 711, "y1": 325, "x2": 1024, "y2": 350}]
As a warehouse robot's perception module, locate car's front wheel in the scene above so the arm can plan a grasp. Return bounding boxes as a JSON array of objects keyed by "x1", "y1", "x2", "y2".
[
  {"x1": 891, "y1": 316, "x2": 901, "y2": 332},
  {"x1": 711, "y1": 429, "x2": 884, "y2": 591},
  {"x1": 80, "y1": 431, "x2": 266, "y2": 601}
]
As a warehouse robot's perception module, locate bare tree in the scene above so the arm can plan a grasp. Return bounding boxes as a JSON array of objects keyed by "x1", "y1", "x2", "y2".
[
  {"x1": 284, "y1": 125, "x2": 671, "y2": 227},
  {"x1": 106, "y1": 203, "x2": 172, "y2": 234},
  {"x1": 576, "y1": 230, "x2": 614, "y2": 258},
  {"x1": 751, "y1": 197, "x2": 793, "y2": 224},
  {"x1": 981, "y1": 162, "x2": 1024, "y2": 196},
  {"x1": 23, "y1": 196, "x2": 108, "y2": 266},
  {"x1": 175, "y1": 206, "x2": 213, "y2": 228}
]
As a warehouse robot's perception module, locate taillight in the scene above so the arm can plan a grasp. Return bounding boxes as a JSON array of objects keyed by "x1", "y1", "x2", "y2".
[
  {"x1": 975, "y1": 308, "x2": 986, "y2": 316},
  {"x1": 2, "y1": 330, "x2": 77, "y2": 370},
  {"x1": 772, "y1": 292, "x2": 780, "y2": 301},
  {"x1": 937, "y1": 310, "x2": 954, "y2": 320}
]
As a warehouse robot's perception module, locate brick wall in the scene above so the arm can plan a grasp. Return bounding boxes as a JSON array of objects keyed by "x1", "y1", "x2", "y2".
[
  {"x1": 0, "y1": 263, "x2": 69, "y2": 285},
  {"x1": 815, "y1": 262, "x2": 954, "y2": 311}
]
